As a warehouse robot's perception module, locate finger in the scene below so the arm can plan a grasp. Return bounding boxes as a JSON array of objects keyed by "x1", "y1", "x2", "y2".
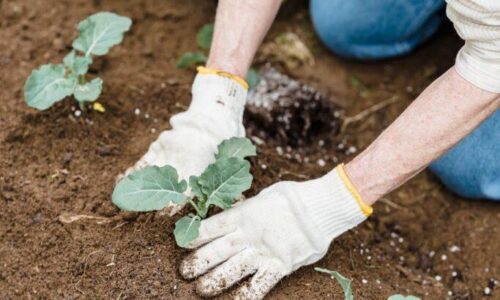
[
  {"x1": 186, "y1": 213, "x2": 237, "y2": 249},
  {"x1": 180, "y1": 232, "x2": 245, "y2": 279},
  {"x1": 196, "y1": 249, "x2": 256, "y2": 297},
  {"x1": 234, "y1": 268, "x2": 283, "y2": 300}
]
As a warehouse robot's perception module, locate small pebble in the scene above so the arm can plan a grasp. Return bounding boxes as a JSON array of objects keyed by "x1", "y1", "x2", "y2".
[
  {"x1": 151, "y1": 128, "x2": 156, "y2": 133},
  {"x1": 317, "y1": 159, "x2": 326, "y2": 167},
  {"x1": 362, "y1": 279, "x2": 368, "y2": 284},
  {"x1": 134, "y1": 108, "x2": 141, "y2": 115},
  {"x1": 435, "y1": 275, "x2": 442, "y2": 281},
  {"x1": 74, "y1": 110, "x2": 81, "y2": 117},
  {"x1": 318, "y1": 140, "x2": 325, "y2": 147},
  {"x1": 276, "y1": 146, "x2": 283, "y2": 155},
  {"x1": 429, "y1": 251, "x2": 435, "y2": 258},
  {"x1": 145, "y1": 113, "x2": 150, "y2": 119},
  {"x1": 441, "y1": 254, "x2": 447, "y2": 261},
  {"x1": 398, "y1": 237, "x2": 404, "y2": 243},
  {"x1": 484, "y1": 287, "x2": 491, "y2": 296},
  {"x1": 346, "y1": 146, "x2": 357, "y2": 155},
  {"x1": 261, "y1": 164, "x2": 267, "y2": 170},
  {"x1": 448, "y1": 291, "x2": 453, "y2": 296},
  {"x1": 449, "y1": 245, "x2": 460, "y2": 252}
]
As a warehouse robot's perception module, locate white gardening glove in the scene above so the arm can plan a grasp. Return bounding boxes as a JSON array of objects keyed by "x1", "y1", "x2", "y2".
[
  {"x1": 179, "y1": 164, "x2": 373, "y2": 299},
  {"x1": 122, "y1": 67, "x2": 249, "y2": 215}
]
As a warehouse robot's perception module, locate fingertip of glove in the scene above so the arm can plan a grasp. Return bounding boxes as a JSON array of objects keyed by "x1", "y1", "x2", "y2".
[
  {"x1": 195, "y1": 277, "x2": 221, "y2": 298},
  {"x1": 179, "y1": 255, "x2": 198, "y2": 280}
]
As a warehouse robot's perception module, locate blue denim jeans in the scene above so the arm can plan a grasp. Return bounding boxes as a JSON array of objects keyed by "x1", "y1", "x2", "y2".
[{"x1": 310, "y1": 0, "x2": 500, "y2": 201}]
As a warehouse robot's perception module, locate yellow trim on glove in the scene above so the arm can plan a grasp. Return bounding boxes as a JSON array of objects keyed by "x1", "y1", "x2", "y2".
[
  {"x1": 336, "y1": 164, "x2": 373, "y2": 217},
  {"x1": 197, "y1": 66, "x2": 249, "y2": 90}
]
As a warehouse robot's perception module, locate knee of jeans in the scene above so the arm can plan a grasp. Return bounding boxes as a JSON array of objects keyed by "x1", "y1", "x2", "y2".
[
  {"x1": 310, "y1": 0, "x2": 444, "y2": 60},
  {"x1": 431, "y1": 111, "x2": 500, "y2": 200},
  {"x1": 310, "y1": 0, "x2": 363, "y2": 59}
]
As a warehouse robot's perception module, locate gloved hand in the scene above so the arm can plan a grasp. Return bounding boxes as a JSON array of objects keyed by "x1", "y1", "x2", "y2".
[
  {"x1": 121, "y1": 67, "x2": 249, "y2": 215},
  {"x1": 179, "y1": 164, "x2": 373, "y2": 299}
]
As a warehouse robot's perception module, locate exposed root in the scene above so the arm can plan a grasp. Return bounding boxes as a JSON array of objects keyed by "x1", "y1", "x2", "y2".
[{"x1": 341, "y1": 96, "x2": 400, "y2": 133}]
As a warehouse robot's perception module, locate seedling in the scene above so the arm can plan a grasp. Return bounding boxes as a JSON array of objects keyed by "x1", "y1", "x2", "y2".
[
  {"x1": 24, "y1": 12, "x2": 132, "y2": 110},
  {"x1": 112, "y1": 137, "x2": 256, "y2": 247},
  {"x1": 176, "y1": 23, "x2": 260, "y2": 89},
  {"x1": 315, "y1": 267, "x2": 353, "y2": 300},
  {"x1": 316, "y1": 267, "x2": 421, "y2": 300}
]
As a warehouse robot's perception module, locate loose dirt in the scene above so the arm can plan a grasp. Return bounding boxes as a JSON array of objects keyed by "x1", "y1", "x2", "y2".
[{"x1": 1, "y1": 1, "x2": 498, "y2": 299}]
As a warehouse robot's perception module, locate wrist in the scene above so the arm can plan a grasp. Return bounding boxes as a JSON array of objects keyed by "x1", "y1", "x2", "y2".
[
  {"x1": 206, "y1": 60, "x2": 249, "y2": 81},
  {"x1": 344, "y1": 160, "x2": 379, "y2": 206}
]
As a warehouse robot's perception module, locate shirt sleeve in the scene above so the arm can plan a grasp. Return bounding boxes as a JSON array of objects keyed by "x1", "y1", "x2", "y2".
[{"x1": 446, "y1": 0, "x2": 500, "y2": 93}]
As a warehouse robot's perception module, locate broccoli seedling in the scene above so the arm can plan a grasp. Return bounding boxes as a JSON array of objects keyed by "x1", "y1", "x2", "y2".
[
  {"x1": 24, "y1": 12, "x2": 132, "y2": 111},
  {"x1": 112, "y1": 137, "x2": 256, "y2": 247},
  {"x1": 315, "y1": 267, "x2": 353, "y2": 300},
  {"x1": 176, "y1": 23, "x2": 260, "y2": 89}
]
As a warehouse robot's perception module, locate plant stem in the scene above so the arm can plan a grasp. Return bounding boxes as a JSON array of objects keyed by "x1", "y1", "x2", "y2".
[
  {"x1": 188, "y1": 198, "x2": 203, "y2": 217},
  {"x1": 78, "y1": 101, "x2": 86, "y2": 111},
  {"x1": 78, "y1": 74, "x2": 86, "y2": 85}
]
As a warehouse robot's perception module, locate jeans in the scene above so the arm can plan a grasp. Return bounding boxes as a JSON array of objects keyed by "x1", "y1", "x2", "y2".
[{"x1": 310, "y1": 0, "x2": 500, "y2": 201}]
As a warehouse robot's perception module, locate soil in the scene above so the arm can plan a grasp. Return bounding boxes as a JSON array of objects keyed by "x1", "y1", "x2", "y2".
[{"x1": 1, "y1": 1, "x2": 498, "y2": 299}]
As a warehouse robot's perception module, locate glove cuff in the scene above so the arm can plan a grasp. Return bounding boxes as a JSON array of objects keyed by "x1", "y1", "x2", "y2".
[
  {"x1": 302, "y1": 164, "x2": 373, "y2": 241},
  {"x1": 189, "y1": 67, "x2": 248, "y2": 126}
]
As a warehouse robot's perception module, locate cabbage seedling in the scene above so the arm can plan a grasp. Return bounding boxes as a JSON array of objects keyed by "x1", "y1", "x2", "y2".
[
  {"x1": 112, "y1": 137, "x2": 256, "y2": 247},
  {"x1": 24, "y1": 12, "x2": 132, "y2": 110},
  {"x1": 315, "y1": 267, "x2": 353, "y2": 300}
]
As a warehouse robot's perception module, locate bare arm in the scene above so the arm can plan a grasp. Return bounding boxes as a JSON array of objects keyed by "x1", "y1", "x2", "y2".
[
  {"x1": 205, "y1": 0, "x2": 500, "y2": 206},
  {"x1": 346, "y1": 67, "x2": 500, "y2": 205},
  {"x1": 206, "y1": 0, "x2": 282, "y2": 78}
]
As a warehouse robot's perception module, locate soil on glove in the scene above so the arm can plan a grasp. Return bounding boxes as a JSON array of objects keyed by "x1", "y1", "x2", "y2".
[{"x1": 1, "y1": 1, "x2": 498, "y2": 299}]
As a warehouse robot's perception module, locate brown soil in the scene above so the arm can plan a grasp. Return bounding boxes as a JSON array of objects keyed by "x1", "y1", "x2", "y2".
[{"x1": 1, "y1": 1, "x2": 498, "y2": 299}]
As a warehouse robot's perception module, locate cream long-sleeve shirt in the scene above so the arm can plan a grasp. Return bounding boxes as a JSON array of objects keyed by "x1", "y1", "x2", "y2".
[{"x1": 447, "y1": 0, "x2": 500, "y2": 93}]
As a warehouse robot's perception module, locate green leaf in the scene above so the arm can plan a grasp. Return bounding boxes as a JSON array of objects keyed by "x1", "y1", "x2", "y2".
[
  {"x1": 246, "y1": 68, "x2": 260, "y2": 90},
  {"x1": 388, "y1": 295, "x2": 421, "y2": 300},
  {"x1": 315, "y1": 267, "x2": 353, "y2": 300},
  {"x1": 174, "y1": 215, "x2": 201, "y2": 248},
  {"x1": 215, "y1": 137, "x2": 256, "y2": 160},
  {"x1": 63, "y1": 50, "x2": 92, "y2": 75},
  {"x1": 72, "y1": 12, "x2": 132, "y2": 57},
  {"x1": 198, "y1": 157, "x2": 252, "y2": 210},
  {"x1": 196, "y1": 23, "x2": 214, "y2": 50},
  {"x1": 73, "y1": 77, "x2": 103, "y2": 102},
  {"x1": 189, "y1": 176, "x2": 206, "y2": 200},
  {"x1": 24, "y1": 64, "x2": 77, "y2": 110},
  {"x1": 176, "y1": 52, "x2": 207, "y2": 69},
  {"x1": 112, "y1": 165, "x2": 188, "y2": 212}
]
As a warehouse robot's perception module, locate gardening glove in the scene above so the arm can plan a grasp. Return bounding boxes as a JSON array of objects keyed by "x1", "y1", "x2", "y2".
[
  {"x1": 122, "y1": 67, "x2": 249, "y2": 215},
  {"x1": 179, "y1": 164, "x2": 373, "y2": 299}
]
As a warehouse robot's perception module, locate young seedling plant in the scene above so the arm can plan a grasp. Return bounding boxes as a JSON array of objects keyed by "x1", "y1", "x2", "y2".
[
  {"x1": 176, "y1": 23, "x2": 260, "y2": 89},
  {"x1": 112, "y1": 137, "x2": 256, "y2": 247},
  {"x1": 24, "y1": 12, "x2": 132, "y2": 111},
  {"x1": 316, "y1": 267, "x2": 421, "y2": 300}
]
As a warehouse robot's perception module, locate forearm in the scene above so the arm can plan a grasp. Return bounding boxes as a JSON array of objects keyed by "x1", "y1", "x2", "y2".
[
  {"x1": 345, "y1": 67, "x2": 500, "y2": 205},
  {"x1": 206, "y1": 0, "x2": 282, "y2": 78}
]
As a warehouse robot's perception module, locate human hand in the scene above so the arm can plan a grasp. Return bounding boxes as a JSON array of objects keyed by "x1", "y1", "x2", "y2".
[
  {"x1": 119, "y1": 67, "x2": 248, "y2": 215},
  {"x1": 179, "y1": 165, "x2": 372, "y2": 299}
]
